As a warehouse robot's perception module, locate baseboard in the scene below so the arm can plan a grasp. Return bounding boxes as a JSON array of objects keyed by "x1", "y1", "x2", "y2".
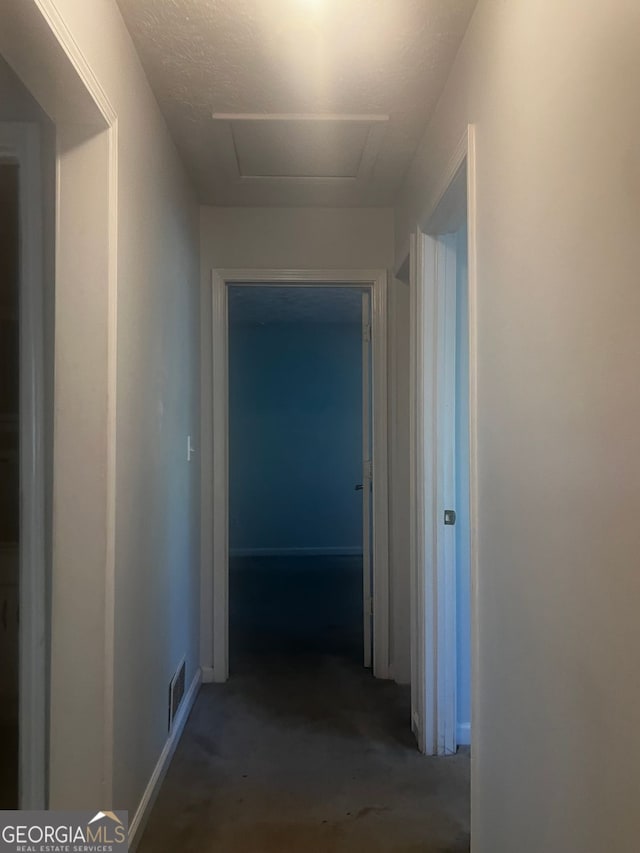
[
  {"x1": 229, "y1": 546, "x2": 363, "y2": 558},
  {"x1": 457, "y1": 722, "x2": 471, "y2": 746},
  {"x1": 200, "y1": 667, "x2": 228, "y2": 684},
  {"x1": 201, "y1": 666, "x2": 215, "y2": 684},
  {"x1": 129, "y1": 667, "x2": 202, "y2": 851}
]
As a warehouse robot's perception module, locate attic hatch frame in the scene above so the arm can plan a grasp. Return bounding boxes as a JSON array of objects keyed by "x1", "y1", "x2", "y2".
[{"x1": 201, "y1": 268, "x2": 390, "y2": 683}]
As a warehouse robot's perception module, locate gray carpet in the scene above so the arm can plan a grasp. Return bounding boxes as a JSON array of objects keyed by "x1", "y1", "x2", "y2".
[
  {"x1": 229, "y1": 555, "x2": 364, "y2": 661},
  {"x1": 138, "y1": 652, "x2": 470, "y2": 853}
]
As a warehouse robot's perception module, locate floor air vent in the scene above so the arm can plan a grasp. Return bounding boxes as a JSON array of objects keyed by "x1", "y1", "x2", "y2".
[{"x1": 168, "y1": 659, "x2": 186, "y2": 732}]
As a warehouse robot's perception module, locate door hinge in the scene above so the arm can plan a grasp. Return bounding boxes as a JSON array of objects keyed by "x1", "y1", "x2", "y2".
[
  {"x1": 366, "y1": 596, "x2": 374, "y2": 617},
  {"x1": 363, "y1": 323, "x2": 371, "y2": 342},
  {"x1": 364, "y1": 459, "x2": 373, "y2": 481}
]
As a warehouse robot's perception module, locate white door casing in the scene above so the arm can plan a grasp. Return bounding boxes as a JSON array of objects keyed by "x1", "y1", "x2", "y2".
[
  {"x1": 2, "y1": 0, "x2": 120, "y2": 810},
  {"x1": 409, "y1": 125, "x2": 478, "y2": 757},
  {"x1": 203, "y1": 269, "x2": 390, "y2": 683},
  {"x1": 361, "y1": 290, "x2": 372, "y2": 668}
]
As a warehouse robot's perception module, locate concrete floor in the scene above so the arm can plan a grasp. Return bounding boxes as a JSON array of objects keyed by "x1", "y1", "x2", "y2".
[{"x1": 138, "y1": 558, "x2": 470, "y2": 853}]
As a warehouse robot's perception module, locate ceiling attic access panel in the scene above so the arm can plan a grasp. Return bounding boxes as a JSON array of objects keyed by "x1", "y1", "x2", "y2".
[
  {"x1": 212, "y1": 113, "x2": 388, "y2": 182},
  {"x1": 115, "y1": 0, "x2": 480, "y2": 205}
]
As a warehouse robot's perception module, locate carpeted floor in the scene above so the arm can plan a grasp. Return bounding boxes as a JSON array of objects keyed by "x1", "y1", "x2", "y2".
[
  {"x1": 138, "y1": 557, "x2": 470, "y2": 853},
  {"x1": 229, "y1": 555, "x2": 365, "y2": 661}
]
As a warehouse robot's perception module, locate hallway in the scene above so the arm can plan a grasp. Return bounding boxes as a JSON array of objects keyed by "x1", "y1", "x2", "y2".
[
  {"x1": 138, "y1": 652, "x2": 470, "y2": 853},
  {"x1": 4, "y1": 3, "x2": 639, "y2": 850},
  {"x1": 138, "y1": 555, "x2": 468, "y2": 850}
]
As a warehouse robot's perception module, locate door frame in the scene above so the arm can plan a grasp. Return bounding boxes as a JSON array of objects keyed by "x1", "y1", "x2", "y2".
[
  {"x1": 409, "y1": 124, "x2": 478, "y2": 755},
  {"x1": 360, "y1": 290, "x2": 372, "y2": 669},
  {"x1": 2, "y1": 0, "x2": 119, "y2": 807},
  {"x1": 201, "y1": 268, "x2": 390, "y2": 682},
  {"x1": 0, "y1": 122, "x2": 45, "y2": 807}
]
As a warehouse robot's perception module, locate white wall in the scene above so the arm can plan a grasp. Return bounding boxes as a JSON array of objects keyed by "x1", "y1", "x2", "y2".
[
  {"x1": 200, "y1": 206, "x2": 411, "y2": 682},
  {"x1": 55, "y1": 0, "x2": 201, "y2": 816},
  {"x1": 3, "y1": 0, "x2": 201, "y2": 818},
  {"x1": 229, "y1": 320, "x2": 363, "y2": 555},
  {"x1": 200, "y1": 206, "x2": 393, "y2": 270},
  {"x1": 396, "y1": 1, "x2": 640, "y2": 850}
]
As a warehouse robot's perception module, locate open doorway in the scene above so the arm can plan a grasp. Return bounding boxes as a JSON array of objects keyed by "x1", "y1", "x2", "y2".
[
  {"x1": 0, "y1": 111, "x2": 48, "y2": 809},
  {"x1": 0, "y1": 162, "x2": 20, "y2": 809},
  {"x1": 227, "y1": 285, "x2": 369, "y2": 669},
  {"x1": 409, "y1": 127, "x2": 476, "y2": 761},
  {"x1": 1, "y1": 2, "x2": 125, "y2": 810},
  {"x1": 203, "y1": 268, "x2": 389, "y2": 684}
]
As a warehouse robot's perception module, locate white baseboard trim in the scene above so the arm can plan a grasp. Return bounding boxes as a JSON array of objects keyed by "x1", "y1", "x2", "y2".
[
  {"x1": 229, "y1": 546, "x2": 363, "y2": 558},
  {"x1": 200, "y1": 666, "x2": 226, "y2": 684},
  {"x1": 457, "y1": 722, "x2": 471, "y2": 746},
  {"x1": 201, "y1": 666, "x2": 215, "y2": 684},
  {"x1": 129, "y1": 667, "x2": 202, "y2": 851}
]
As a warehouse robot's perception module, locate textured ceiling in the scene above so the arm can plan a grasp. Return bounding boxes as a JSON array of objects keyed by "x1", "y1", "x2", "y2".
[
  {"x1": 230, "y1": 116, "x2": 377, "y2": 178},
  {"x1": 116, "y1": 0, "x2": 478, "y2": 206},
  {"x1": 228, "y1": 285, "x2": 363, "y2": 325}
]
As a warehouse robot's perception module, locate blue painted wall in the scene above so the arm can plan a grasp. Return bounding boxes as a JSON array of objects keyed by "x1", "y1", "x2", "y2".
[
  {"x1": 229, "y1": 321, "x2": 363, "y2": 554},
  {"x1": 456, "y1": 223, "x2": 472, "y2": 739}
]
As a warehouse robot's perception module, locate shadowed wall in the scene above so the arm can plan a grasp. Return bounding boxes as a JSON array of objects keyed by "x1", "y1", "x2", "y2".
[{"x1": 229, "y1": 320, "x2": 363, "y2": 556}]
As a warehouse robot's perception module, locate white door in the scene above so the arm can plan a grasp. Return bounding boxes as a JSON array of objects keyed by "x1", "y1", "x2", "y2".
[
  {"x1": 436, "y1": 232, "x2": 458, "y2": 756},
  {"x1": 410, "y1": 229, "x2": 458, "y2": 755},
  {"x1": 361, "y1": 291, "x2": 373, "y2": 668}
]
